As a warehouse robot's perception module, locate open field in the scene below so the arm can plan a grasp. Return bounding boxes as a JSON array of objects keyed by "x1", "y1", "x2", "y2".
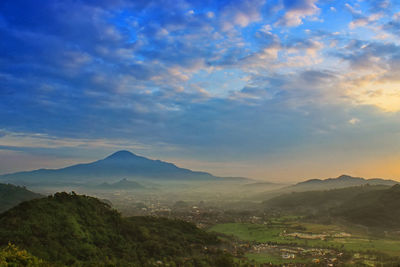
[
  {"x1": 209, "y1": 217, "x2": 400, "y2": 265},
  {"x1": 210, "y1": 221, "x2": 400, "y2": 256}
]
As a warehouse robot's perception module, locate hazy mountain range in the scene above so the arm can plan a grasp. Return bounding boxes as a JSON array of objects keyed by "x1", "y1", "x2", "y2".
[
  {"x1": 253, "y1": 174, "x2": 398, "y2": 201},
  {"x1": 0, "y1": 150, "x2": 249, "y2": 185},
  {"x1": 289, "y1": 174, "x2": 397, "y2": 191},
  {"x1": 96, "y1": 178, "x2": 145, "y2": 190}
]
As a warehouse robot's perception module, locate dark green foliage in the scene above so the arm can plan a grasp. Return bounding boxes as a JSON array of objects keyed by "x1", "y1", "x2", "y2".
[
  {"x1": 0, "y1": 192, "x2": 231, "y2": 266},
  {"x1": 332, "y1": 184, "x2": 400, "y2": 228},
  {"x1": 263, "y1": 185, "x2": 389, "y2": 214},
  {"x1": 264, "y1": 184, "x2": 400, "y2": 229},
  {"x1": 0, "y1": 183, "x2": 43, "y2": 213}
]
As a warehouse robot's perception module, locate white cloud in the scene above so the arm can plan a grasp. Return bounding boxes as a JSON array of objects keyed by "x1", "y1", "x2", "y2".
[
  {"x1": 276, "y1": 0, "x2": 320, "y2": 27},
  {"x1": 348, "y1": 118, "x2": 360, "y2": 124}
]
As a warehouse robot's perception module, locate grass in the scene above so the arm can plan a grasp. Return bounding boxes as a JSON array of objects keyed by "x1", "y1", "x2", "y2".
[
  {"x1": 245, "y1": 253, "x2": 310, "y2": 265},
  {"x1": 209, "y1": 223, "x2": 282, "y2": 243}
]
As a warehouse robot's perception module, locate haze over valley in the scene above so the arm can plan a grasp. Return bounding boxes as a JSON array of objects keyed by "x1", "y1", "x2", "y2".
[{"x1": 1, "y1": 0, "x2": 400, "y2": 266}]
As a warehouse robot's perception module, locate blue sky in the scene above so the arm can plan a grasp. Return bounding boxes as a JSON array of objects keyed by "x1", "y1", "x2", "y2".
[{"x1": 1, "y1": 0, "x2": 400, "y2": 181}]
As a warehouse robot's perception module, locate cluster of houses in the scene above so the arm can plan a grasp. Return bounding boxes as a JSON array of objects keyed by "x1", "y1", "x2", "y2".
[{"x1": 250, "y1": 242, "x2": 344, "y2": 265}]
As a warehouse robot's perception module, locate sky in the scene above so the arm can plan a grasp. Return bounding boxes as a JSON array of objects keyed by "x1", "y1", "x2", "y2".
[{"x1": 1, "y1": 0, "x2": 400, "y2": 182}]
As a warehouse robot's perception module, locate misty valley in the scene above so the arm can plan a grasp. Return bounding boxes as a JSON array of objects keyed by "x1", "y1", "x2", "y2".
[
  {"x1": 1, "y1": 151, "x2": 400, "y2": 266},
  {"x1": 3, "y1": 0, "x2": 400, "y2": 266}
]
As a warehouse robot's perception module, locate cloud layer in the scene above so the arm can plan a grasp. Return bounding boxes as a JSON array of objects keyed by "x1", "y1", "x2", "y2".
[{"x1": 1, "y1": 0, "x2": 400, "y2": 180}]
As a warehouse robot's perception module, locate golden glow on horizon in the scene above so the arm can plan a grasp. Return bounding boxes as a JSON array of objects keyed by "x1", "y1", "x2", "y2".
[{"x1": 348, "y1": 79, "x2": 400, "y2": 112}]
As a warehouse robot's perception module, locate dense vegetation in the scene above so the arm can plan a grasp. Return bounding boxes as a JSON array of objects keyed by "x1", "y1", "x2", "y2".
[
  {"x1": 263, "y1": 184, "x2": 400, "y2": 229},
  {"x1": 0, "y1": 183, "x2": 43, "y2": 213},
  {"x1": 0, "y1": 192, "x2": 234, "y2": 266},
  {"x1": 263, "y1": 184, "x2": 389, "y2": 214},
  {"x1": 333, "y1": 184, "x2": 400, "y2": 228},
  {"x1": 0, "y1": 243, "x2": 50, "y2": 266}
]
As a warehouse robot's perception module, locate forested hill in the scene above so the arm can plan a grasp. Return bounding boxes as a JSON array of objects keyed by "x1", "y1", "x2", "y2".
[
  {"x1": 263, "y1": 185, "x2": 389, "y2": 214},
  {"x1": 0, "y1": 192, "x2": 233, "y2": 266},
  {"x1": 332, "y1": 184, "x2": 400, "y2": 229},
  {"x1": 263, "y1": 184, "x2": 400, "y2": 229},
  {"x1": 0, "y1": 183, "x2": 43, "y2": 213}
]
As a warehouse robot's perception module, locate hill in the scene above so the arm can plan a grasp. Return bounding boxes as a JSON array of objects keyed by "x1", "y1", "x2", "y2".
[
  {"x1": 262, "y1": 185, "x2": 389, "y2": 215},
  {"x1": 96, "y1": 178, "x2": 145, "y2": 190},
  {"x1": 332, "y1": 184, "x2": 400, "y2": 229},
  {"x1": 0, "y1": 192, "x2": 233, "y2": 266},
  {"x1": 263, "y1": 184, "x2": 400, "y2": 229},
  {"x1": 0, "y1": 150, "x2": 249, "y2": 185},
  {"x1": 289, "y1": 174, "x2": 397, "y2": 191},
  {"x1": 0, "y1": 183, "x2": 43, "y2": 213}
]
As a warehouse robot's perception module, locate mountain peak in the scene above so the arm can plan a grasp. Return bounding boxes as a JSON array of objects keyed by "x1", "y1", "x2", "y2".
[
  {"x1": 105, "y1": 150, "x2": 139, "y2": 160},
  {"x1": 336, "y1": 174, "x2": 355, "y2": 180}
]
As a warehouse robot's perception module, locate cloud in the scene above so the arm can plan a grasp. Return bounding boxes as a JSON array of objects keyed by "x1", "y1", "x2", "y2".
[
  {"x1": 348, "y1": 118, "x2": 360, "y2": 125},
  {"x1": 345, "y1": 3, "x2": 383, "y2": 30},
  {"x1": 218, "y1": 0, "x2": 266, "y2": 30},
  {"x1": 1, "y1": 0, "x2": 400, "y2": 179},
  {"x1": 276, "y1": 0, "x2": 320, "y2": 27}
]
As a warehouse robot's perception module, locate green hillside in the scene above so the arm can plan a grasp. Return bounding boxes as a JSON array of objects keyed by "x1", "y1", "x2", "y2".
[
  {"x1": 0, "y1": 192, "x2": 233, "y2": 266},
  {"x1": 263, "y1": 185, "x2": 389, "y2": 214},
  {"x1": 0, "y1": 183, "x2": 43, "y2": 213},
  {"x1": 333, "y1": 184, "x2": 400, "y2": 229},
  {"x1": 263, "y1": 184, "x2": 400, "y2": 229}
]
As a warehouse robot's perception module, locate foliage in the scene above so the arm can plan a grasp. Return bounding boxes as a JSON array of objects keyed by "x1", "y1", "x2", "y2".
[
  {"x1": 263, "y1": 185, "x2": 389, "y2": 215},
  {"x1": 332, "y1": 184, "x2": 400, "y2": 228},
  {"x1": 263, "y1": 184, "x2": 400, "y2": 229},
  {"x1": 0, "y1": 243, "x2": 50, "y2": 267},
  {"x1": 0, "y1": 183, "x2": 43, "y2": 213},
  {"x1": 0, "y1": 192, "x2": 232, "y2": 266}
]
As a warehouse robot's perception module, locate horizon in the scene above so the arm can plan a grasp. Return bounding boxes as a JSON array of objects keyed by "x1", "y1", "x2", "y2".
[
  {"x1": 1, "y1": 0, "x2": 400, "y2": 181},
  {"x1": 1, "y1": 149, "x2": 397, "y2": 184}
]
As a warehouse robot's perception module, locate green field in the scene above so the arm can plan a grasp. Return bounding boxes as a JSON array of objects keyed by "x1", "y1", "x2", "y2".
[
  {"x1": 209, "y1": 221, "x2": 400, "y2": 257},
  {"x1": 245, "y1": 253, "x2": 310, "y2": 265}
]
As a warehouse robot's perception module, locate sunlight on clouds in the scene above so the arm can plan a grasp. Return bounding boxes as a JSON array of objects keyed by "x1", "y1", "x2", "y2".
[
  {"x1": 348, "y1": 118, "x2": 360, "y2": 125},
  {"x1": 0, "y1": 130, "x2": 150, "y2": 150},
  {"x1": 347, "y1": 80, "x2": 400, "y2": 112},
  {"x1": 1, "y1": 0, "x2": 400, "y2": 180}
]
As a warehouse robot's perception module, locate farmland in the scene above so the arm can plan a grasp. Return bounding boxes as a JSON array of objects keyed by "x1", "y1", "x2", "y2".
[{"x1": 209, "y1": 216, "x2": 400, "y2": 265}]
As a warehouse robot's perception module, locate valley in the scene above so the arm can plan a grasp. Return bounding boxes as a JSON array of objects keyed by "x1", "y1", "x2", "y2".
[{"x1": 1, "y1": 151, "x2": 400, "y2": 266}]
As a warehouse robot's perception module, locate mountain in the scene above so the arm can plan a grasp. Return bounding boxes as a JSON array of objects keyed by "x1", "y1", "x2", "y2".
[
  {"x1": 96, "y1": 178, "x2": 145, "y2": 190},
  {"x1": 0, "y1": 192, "x2": 233, "y2": 266},
  {"x1": 243, "y1": 181, "x2": 284, "y2": 188},
  {"x1": 0, "y1": 150, "x2": 244, "y2": 185},
  {"x1": 289, "y1": 174, "x2": 397, "y2": 191},
  {"x1": 0, "y1": 183, "x2": 43, "y2": 213},
  {"x1": 262, "y1": 184, "x2": 390, "y2": 215}
]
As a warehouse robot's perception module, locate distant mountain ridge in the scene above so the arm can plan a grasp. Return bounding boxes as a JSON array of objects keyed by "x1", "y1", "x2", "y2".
[
  {"x1": 290, "y1": 174, "x2": 397, "y2": 191},
  {"x1": 0, "y1": 150, "x2": 249, "y2": 184},
  {"x1": 96, "y1": 178, "x2": 145, "y2": 190}
]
